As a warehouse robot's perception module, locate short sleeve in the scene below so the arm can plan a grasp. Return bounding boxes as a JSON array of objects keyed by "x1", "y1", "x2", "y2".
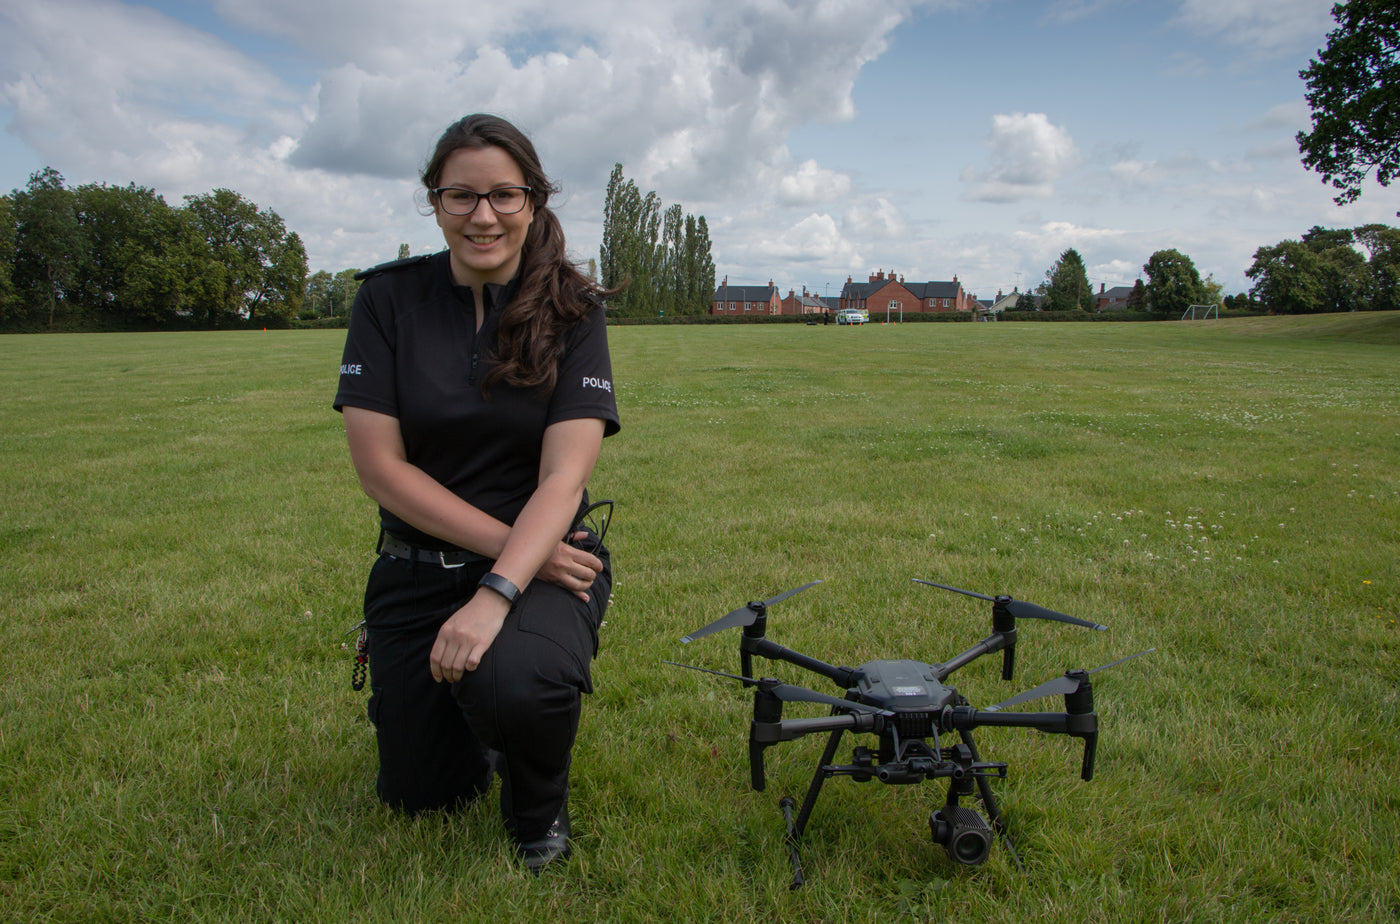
[
  {"x1": 333, "y1": 283, "x2": 399, "y2": 416},
  {"x1": 546, "y1": 305, "x2": 620, "y2": 437}
]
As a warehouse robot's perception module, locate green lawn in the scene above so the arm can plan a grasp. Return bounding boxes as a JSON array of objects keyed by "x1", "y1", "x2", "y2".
[{"x1": 2, "y1": 315, "x2": 1396, "y2": 922}]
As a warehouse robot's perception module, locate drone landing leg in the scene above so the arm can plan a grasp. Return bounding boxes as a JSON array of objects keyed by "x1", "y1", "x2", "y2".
[
  {"x1": 792, "y1": 727, "x2": 844, "y2": 839},
  {"x1": 961, "y1": 729, "x2": 1026, "y2": 874},
  {"x1": 780, "y1": 797, "x2": 805, "y2": 889},
  {"x1": 778, "y1": 727, "x2": 845, "y2": 889}
]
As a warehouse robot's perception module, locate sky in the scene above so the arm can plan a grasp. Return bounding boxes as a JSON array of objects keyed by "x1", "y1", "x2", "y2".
[{"x1": 3, "y1": 0, "x2": 1397, "y2": 301}]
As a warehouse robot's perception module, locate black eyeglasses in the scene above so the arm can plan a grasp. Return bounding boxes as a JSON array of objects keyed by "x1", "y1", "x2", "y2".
[
  {"x1": 432, "y1": 186, "x2": 532, "y2": 216},
  {"x1": 568, "y1": 499, "x2": 613, "y2": 556}
]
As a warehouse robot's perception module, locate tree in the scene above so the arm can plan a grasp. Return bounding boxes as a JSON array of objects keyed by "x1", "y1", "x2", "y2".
[
  {"x1": 1039, "y1": 247, "x2": 1095, "y2": 312},
  {"x1": 1301, "y1": 225, "x2": 1368, "y2": 312},
  {"x1": 1142, "y1": 249, "x2": 1206, "y2": 316},
  {"x1": 1246, "y1": 241, "x2": 1326, "y2": 314},
  {"x1": 181, "y1": 189, "x2": 306, "y2": 327},
  {"x1": 1354, "y1": 222, "x2": 1400, "y2": 310},
  {"x1": 600, "y1": 163, "x2": 713, "y2": 317},
  {"x1": 1297, "y1": 0, "x2": 1400, "y2": 209},
  {"x1": 10, "y1": 167, "x2": 82, "y2": 326},
  {"x1": 1014, "y1": 291, "x2": 1039, "y2": 311},
  {"x1": 0, "y1": 195, "x2": 15, "y2": 319},
  {"x1": 1201, "y1": 273, "x2": 1225, "y2": 308},
  {"x1": 71, "y1": 181, "x2": 182, "y2": 323},
  {"x1": 1125, "y1": 279, "x2": 1147, "y2": 312},
  {"x1": 684, "y1": 215, "x2": 716, "y2": 314}
]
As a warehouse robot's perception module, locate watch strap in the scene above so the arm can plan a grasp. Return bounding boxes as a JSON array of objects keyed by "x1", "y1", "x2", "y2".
[{"x1": 477, "y1": 572, "x2": 521, "y2": 605}]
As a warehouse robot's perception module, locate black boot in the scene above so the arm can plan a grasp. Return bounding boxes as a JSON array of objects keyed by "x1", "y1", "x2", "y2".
[{"x1": 515, "y1": 794, "x2": 570, "y2": 873}]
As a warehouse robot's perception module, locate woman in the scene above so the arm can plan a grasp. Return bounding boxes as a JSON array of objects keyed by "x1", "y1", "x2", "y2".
[{"x1": 334, "y1": 114, "x2": 619, "y2": 872}]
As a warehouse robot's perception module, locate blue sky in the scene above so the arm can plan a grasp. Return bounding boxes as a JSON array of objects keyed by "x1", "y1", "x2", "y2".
[{"x1": 3, "y1": 0, "x2": 1395, "y2": 300}]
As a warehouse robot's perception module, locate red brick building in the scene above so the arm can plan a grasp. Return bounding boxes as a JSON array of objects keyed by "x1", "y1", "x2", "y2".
[
  {"x1": 780, "y1": 288, "x2": 829, "y2": 316},
  {"x1": 711, "y1": 277, "x2": 782, "y2": 315},
  {"x1": 840, "y1": 270, "x2": 976, "y2": 318}
]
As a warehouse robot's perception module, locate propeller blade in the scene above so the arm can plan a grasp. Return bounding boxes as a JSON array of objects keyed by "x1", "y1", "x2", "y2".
[
  {"x1": 1002, "y1": 598, "x2": 1108, "y2": 632},
  {"x1": 984, "y1": 648, "x2": 1155, "y2": 711},
  {"x1": 986, "y1": 676, "x2": 1079, "y2": 712},
  {"x1": 761, "y1": 580, "x2": 823, "y2": 608},
  {"x1": 1088, "y1": 647, "x2": 1155, "y2": 674},
  {"x1": 679, "y1": 607, "x2": 756, "y2": 644},
  {"x1": 912, "y1": 579, "x2": 995, "y2": 602},
  {"x1": 913, "y1": 579, "x2": 1107, "y2": 631},
  {"x1": 662, "y1": 661, "x2": 889, "y2": 716},
  {"x1": 770, "y1": 683, "x2": 890, "y2": 715},
  {"x1": 679, "y1": 581, "x2": 821, "y2": 643},
  {"x1": 664, "y1": 660, "x2": 755, "y2": 685}
]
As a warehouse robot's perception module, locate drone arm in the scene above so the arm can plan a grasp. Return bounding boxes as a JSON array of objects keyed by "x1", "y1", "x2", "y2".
[
  {"x1": 742, "y1": 635, "x2": 857, "y2": 688},
  {"x1": 945, "y1": 703, "x2": 1099, "y2": 782},
  {"x1": 947, "y1": 707, "x2": 1072, "y2": 734},
  {"x1": 751, "y1": 712, "x2": 877, "y2": 748},
  {"x1": 935, "y1": 632, "x2": 1012, "y2": 682}
]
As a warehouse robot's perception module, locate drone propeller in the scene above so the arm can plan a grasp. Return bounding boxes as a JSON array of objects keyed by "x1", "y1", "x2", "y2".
[
  {"x1": 663, "y1": 660, "x2": 891, "y2": 716},
  {"x1": 679, "y1": 580, "x2": 822, "y2": 643},
  {"x1": 984, "y1": 648, "x2": 1155, "y2": 712},
  {"x1": 912, "y1": 579, "x2": 1109, "y2": 631}
]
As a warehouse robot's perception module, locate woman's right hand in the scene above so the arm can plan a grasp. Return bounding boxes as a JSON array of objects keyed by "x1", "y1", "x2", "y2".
[{"x1": 535, "y1": 532, "x2": 603, "y2": 601}]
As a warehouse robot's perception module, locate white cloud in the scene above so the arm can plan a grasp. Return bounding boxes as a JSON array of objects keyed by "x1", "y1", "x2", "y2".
[
  {"x1": 1171, "y1": 0, "x2": 1335, "y2": 57},
  {"x1": 778, "y1": 160, "x2": 853, "y2": 205},
  {"x1": 1248, "y1": 99, "x2": 1310, "y2": 132},
  {"x1": 843, "y1": 196, "x2": 907, "y2": 239},
  {"x1": 753, "y1": 212, "x2": 861, "y2": 266},
  {"x1": 0, "y1": 0, "x2": 295, "y2": 180},
  {"x1": 0, "y1": 0, "x2": 937, "y2": 271},
  {"x1": 961, "y1": 113, "x2": 1081, "y2": 203}
]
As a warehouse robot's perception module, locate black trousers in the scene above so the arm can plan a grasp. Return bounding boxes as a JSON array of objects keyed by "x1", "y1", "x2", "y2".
[{"x1": 362, "y1": 542, "x2": 609, "y2": 841}]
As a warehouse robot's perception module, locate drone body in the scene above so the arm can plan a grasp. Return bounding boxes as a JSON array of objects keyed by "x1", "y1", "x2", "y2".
[{"x1": 673, "y1": 579, "x2": 1150, "y2": 888}]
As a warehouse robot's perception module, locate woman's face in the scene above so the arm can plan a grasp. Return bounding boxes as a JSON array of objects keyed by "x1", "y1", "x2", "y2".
[{"x1": 432, "y1": 145, "x2": 535, "y2": 290}]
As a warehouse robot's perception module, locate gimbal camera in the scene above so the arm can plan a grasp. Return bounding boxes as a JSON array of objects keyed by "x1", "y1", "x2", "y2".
[{"x1": 671, "y1": 579, "x2": 1151, "y2": 887}]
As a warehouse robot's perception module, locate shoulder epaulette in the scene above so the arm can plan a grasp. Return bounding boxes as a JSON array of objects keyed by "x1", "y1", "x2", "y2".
[{"x1": 354, "y1": 253, "x2": 434, "y2": 281}]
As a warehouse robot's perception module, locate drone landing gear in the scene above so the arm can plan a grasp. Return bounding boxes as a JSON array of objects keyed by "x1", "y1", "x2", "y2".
[{"x1": 777, "y1": 728, "x2": 1021, "y2": 888}]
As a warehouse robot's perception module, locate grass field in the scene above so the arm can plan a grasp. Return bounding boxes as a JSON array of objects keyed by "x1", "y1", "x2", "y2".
[{"x1": 1, "y1": 314, "x2": 1397, "y2": 922}]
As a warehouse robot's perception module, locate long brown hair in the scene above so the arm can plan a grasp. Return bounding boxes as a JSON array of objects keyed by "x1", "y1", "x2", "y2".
[{"x1": 422, "y1": 114, "x2": 608, "y2": 392}]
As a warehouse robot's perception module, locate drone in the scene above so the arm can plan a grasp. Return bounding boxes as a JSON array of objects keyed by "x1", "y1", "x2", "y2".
[{"x1": 670, "y1": 579, "x2": 1151, "y2": 887}]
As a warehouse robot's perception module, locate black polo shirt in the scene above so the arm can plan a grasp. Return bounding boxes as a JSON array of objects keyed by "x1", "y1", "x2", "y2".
[{"x1": 334, "y1": 251, "x2": 620, "y2": 548}]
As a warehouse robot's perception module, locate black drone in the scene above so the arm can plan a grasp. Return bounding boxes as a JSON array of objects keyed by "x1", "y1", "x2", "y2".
[{"x1": 670, "y1": 579, "x2": 1150, "y2": 887}]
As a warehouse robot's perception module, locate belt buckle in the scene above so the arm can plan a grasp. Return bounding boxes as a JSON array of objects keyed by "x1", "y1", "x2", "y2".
[{"x1": 438, "y1": 551, "x2": 465, "y2": 569}]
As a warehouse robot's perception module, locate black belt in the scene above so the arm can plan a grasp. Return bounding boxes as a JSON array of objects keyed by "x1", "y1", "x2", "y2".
[{"x1": 378, "y1": 532, "x2": 486, "y2": 569}]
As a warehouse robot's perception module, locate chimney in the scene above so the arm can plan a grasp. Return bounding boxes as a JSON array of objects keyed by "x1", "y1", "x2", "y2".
[
  {"x1": 1100, "y1": 283, "x2": 1105, "y2": 293},
  {"x1": 953, "y1": 274, "x2": 958, "y2": 283}
]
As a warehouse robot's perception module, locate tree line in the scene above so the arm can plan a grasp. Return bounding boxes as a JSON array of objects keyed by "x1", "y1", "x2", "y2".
[
  {"x1": 1024, "y1": 247, "x2": 1224, "y2": 316},
  {"x1": 1, "y1": 168, "x2": 306, "y2": 330},
  {"x1": 1024, "y1": 227, "x2": 1399, "y2": 318},
  {"x1": 600, "y1": 164, "x2": 715, "y2": 317},
  {"x1": 1247, "y1": 224, "x2": 1400, "y2": 314}
]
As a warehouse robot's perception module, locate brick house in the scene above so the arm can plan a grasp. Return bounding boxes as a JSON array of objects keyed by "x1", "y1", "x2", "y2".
[
  {"x1": 711, "y1": 277, "x2": 782, "y2": 315},
  {"x1": 840, "y1": 270, "x2": 976, "y2": 318},
  {"x1": 780, "y1": 288, "x2": 829, "y2": 316},
  {"x1": 1096, "y1": 283, "x2": 1133, "y2": 311}
]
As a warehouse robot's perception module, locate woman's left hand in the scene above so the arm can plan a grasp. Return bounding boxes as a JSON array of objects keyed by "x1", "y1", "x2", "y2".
[
  {"x1": 430, "y1": 592, "x2": 511, "y2": 682},
  {"x1": 535, "y1": 534, "x2": 603, "y2": 601}
]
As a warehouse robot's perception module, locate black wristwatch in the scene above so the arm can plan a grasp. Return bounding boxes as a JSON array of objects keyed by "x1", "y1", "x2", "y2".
[{"x1": 477, "y1": 572, "x2": 521, "y2": 605}]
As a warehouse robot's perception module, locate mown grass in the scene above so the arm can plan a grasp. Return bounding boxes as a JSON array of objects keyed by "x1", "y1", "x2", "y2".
[{"x1": 1, "y1": 315, "x2": 1396, "y2": 922}]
